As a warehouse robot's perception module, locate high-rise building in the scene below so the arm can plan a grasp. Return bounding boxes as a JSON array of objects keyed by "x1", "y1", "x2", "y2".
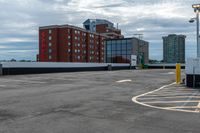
[
  {"x1": 38, "y1": 24, "x2": 106, "y2": 62},
  {"x1": 83, "y1": 19, "x2": 124, "y2": 39},
  {"x1": 105, "y1": 37, "x2": 149, "y2": 64},
  {"x1": 163, "y1": 34, "x2": 186, "y2": 63}
]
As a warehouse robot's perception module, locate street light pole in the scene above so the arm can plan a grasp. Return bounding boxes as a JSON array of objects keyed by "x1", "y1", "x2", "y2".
[
  {"x1": 196, "y1": 10, "x2": 200, "y2": 57},
  {"x1": 192, "y1": 4, "x2": 200, "y2": 57}
]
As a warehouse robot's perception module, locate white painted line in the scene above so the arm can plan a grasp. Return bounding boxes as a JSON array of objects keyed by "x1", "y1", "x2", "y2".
[
  {"x1": 143, "y1": 93, "x2": 199, "y2": 97},
  {"x1": 168, "y1": 72, "x2": 175, "y2": 74},
  {"x1": 167, "y1": 106, "x2": 199, "y2": 109},
  {"x1": 116, "y1": 79, "x2": 132, "y2": 83},
  {"x1": 137, "y1": 95, "x2": 200, "y2": 100},
  {"x1": 178, "y1": 92, "x2": 199, "y2": 108},
  {"x1": 143, "y1": 100, "x2": 200, "y2": 104},
  {"x1": 149, "y1": 92, "x2": 198, "y2": 95},
  {"x1": 132, "y1": 82, "x2": 200, "y2": 113},
  {"x1": 195, "y1": 102, "x2": 200, "y2": 112}
]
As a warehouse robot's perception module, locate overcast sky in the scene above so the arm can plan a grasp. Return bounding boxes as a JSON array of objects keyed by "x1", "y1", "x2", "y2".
[{"x1": 0, "y1": 0, "x2": 199, "y2": 61}]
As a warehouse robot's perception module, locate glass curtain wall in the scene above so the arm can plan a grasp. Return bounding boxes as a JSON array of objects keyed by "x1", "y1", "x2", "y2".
[{"x1": 106, "y1": 39, "x2": 133, "y2": 63}]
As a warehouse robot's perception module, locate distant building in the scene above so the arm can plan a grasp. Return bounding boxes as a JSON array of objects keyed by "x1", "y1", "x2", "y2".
[
  {"x1": 83, "y1": 19, "x2": 124, "y2": 39},
  {"x1": 105, "y1": 37, "x2": 149, "y2": 64},
  {"x1": 38, "y1": 24, "x2": 106, "y2": 63},
  {"x1": 163, "y1": 34, "x2": 186, "y2": 63}
]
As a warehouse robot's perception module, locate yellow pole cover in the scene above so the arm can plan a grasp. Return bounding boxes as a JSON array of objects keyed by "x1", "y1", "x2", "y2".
[{"x1": 176, "y1": 63, "x2": 181, "y2": 84}]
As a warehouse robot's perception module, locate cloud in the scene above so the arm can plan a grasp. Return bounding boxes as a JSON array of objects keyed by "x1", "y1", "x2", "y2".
[{"x1": 0, "y1": 0, "x2": 199, "y2": 60}]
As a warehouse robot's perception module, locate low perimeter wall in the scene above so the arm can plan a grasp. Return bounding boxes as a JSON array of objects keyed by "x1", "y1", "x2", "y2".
[{"x1": 0, "y1": 62, "x2": 131, "y2": 75}]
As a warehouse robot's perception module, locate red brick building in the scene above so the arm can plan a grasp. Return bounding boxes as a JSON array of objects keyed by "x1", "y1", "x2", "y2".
[
  {"x1": 83, "y1": 19, "x2": 124, "y2": 39},
  {"x1": 96, "y1": 24, "x2": 123, "y2": 39},
  {"x1": 38, "y1": 25, "x2": 106, "y2": 62}
]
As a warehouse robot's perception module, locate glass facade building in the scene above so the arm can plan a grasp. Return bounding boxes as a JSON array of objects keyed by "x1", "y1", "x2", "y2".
[
  {"x1": 163, "y1": 34, "x2": 186, "y2": 63},
  {"x1": 105, "y1": 38, "x2": 149, "y2": 64}
]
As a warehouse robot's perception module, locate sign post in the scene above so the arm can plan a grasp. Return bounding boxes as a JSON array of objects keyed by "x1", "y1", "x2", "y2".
[{"x1": 131, "y1": 55, "x2": 137, "y2": 69}]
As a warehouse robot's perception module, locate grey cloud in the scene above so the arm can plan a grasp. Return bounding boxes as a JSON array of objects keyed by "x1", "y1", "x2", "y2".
[{"x1": 0, "y1": 0, "x2": 199, "y2": 60}]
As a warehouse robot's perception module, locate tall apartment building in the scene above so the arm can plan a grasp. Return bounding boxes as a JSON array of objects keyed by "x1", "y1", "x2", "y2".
[
  {"x1": 38, "y1": 25, "x2": 106, "y2": 62},
  {"x1": 83, "y1": 19, "x2": 124, "y2": 39},
  {"x1": 105, "y1": 37, "x2": 149, "y2": 64},
  {"x1": 163, "y1": 34, "x2": 186, "y2": 63}
]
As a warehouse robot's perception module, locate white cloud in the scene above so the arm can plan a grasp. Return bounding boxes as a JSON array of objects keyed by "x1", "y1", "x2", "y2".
[
  {"x1": 0, "y1": 0, "x2": 199, "y2": 60},
  {"x1": 0, "y1": 37, "x2": 36, "y2": 43}
]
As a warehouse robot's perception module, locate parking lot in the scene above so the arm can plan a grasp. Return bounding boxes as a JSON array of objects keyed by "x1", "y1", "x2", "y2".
[
  {"x1": 0, "y1": 69, "x2": 200, "y2": 133},
  {"x1": 133, "y1": 83, "x2": 200, "y2": 113}
]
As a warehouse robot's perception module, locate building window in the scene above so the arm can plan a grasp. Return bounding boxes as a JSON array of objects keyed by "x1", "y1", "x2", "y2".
[
  {"x1": 49, "y1": 36, "x2": 52, "y2": 40},
  {"x1": 77, "y1": 43, "x2": 80, "y2": 47},
  {"x1": 68, "y1": 42, "x2": 71, "y2": 46},
  {"x1": 91, "y1": 51, "x2": 94, "y2": 54},
  {"x1": 77, "y1": 56, "x2": 80, "y2": 60},
  {"x1": 78, "y1": 49, "x2": 80, "y2": 53},
  {"x1": 49, "y1": 49, "x2": 52, "y2": 53},
  {"x1": 75, "y1": 30, "x2": 77, "y2": 34},
  {"x1": 49, "y1": 30, "x2": 52, "y2": 34},
  {"x1": 75, "y1": 49, "x2": 77, "y2": 53},
  {"x1": 83, "y1": 50, "x2": 86, "y2": 54},
  {"x1": 68, "y1": 29, "x2": 70, "y2": 33},
  {"x1": 68, "y1": 49, "x2": 71, "y2": 53},
  {"x1": 68, "y1": 35, "x2": 71, "y2": 39},
  {"x1": 49, "y1": 55, "x2": 52, "y2": 60},
  {"x1": 49, "y1": 42, "x2": 52, "y2": 47},
  {"x1": 90, "y1": 45, "x2": 94, "y2": 49}
]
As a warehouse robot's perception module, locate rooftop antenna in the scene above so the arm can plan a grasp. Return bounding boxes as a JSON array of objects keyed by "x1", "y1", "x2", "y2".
[{"x1": 133, "y1": 33, "x2": 143, "y2": 40}]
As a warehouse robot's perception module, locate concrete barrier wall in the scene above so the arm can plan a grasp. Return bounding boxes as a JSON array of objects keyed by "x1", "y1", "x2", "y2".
[
  {"x1": 0, "y1": 62, "x2": 186, "y2": 75},
  {"x1": 148, "y1": 64, "x2": 185, "y2": 69},
  {"x1": 0, "y1": 62, "x2": 131, "y2": 75},
  {"x1": 0, "y1": 64, "x2": 2, "y2": 75}
]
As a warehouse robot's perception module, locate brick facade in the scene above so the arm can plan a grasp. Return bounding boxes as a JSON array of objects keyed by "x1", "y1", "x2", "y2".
[{"x1": 38, "y1": 25, "x2": 106, "y2": 63}]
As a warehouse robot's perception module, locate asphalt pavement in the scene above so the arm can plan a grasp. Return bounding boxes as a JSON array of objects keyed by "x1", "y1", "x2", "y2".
[{"x1": 0, "y1": 69, "x2": 199, "y2": 133}]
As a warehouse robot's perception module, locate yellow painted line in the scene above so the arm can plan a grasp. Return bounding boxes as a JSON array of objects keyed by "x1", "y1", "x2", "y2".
[
  {"x1": 116, "y1": 79, "x2": 132, "y2": 83},
  {"x1": 132, "y1": 82, "x2": 200, "y2": 113}
]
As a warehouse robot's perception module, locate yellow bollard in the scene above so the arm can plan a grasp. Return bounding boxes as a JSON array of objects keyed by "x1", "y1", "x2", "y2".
[{"x1": 176, "y1": 63, "x2": 181, "y2": 84}]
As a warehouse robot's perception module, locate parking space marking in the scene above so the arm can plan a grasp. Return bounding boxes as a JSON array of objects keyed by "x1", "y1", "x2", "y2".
[
  {"x1": 132, "y1": 82, "x2": 200, "y2": 113},
  {"x1": 116, "y1": 79, "x2": 132, "y2": 83},
  {"x1": 195, "y1": 102, "x2": 200, "y2": 112},
  {"x1": 137, "y1": 95, "x2": 200, "y2": 100},
  {"x1": 143, "y1": 100, "x2": 199, "y2": 104},
  {"x1": 167, "y1": 106, "x2": 199, "y2": 109}
]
